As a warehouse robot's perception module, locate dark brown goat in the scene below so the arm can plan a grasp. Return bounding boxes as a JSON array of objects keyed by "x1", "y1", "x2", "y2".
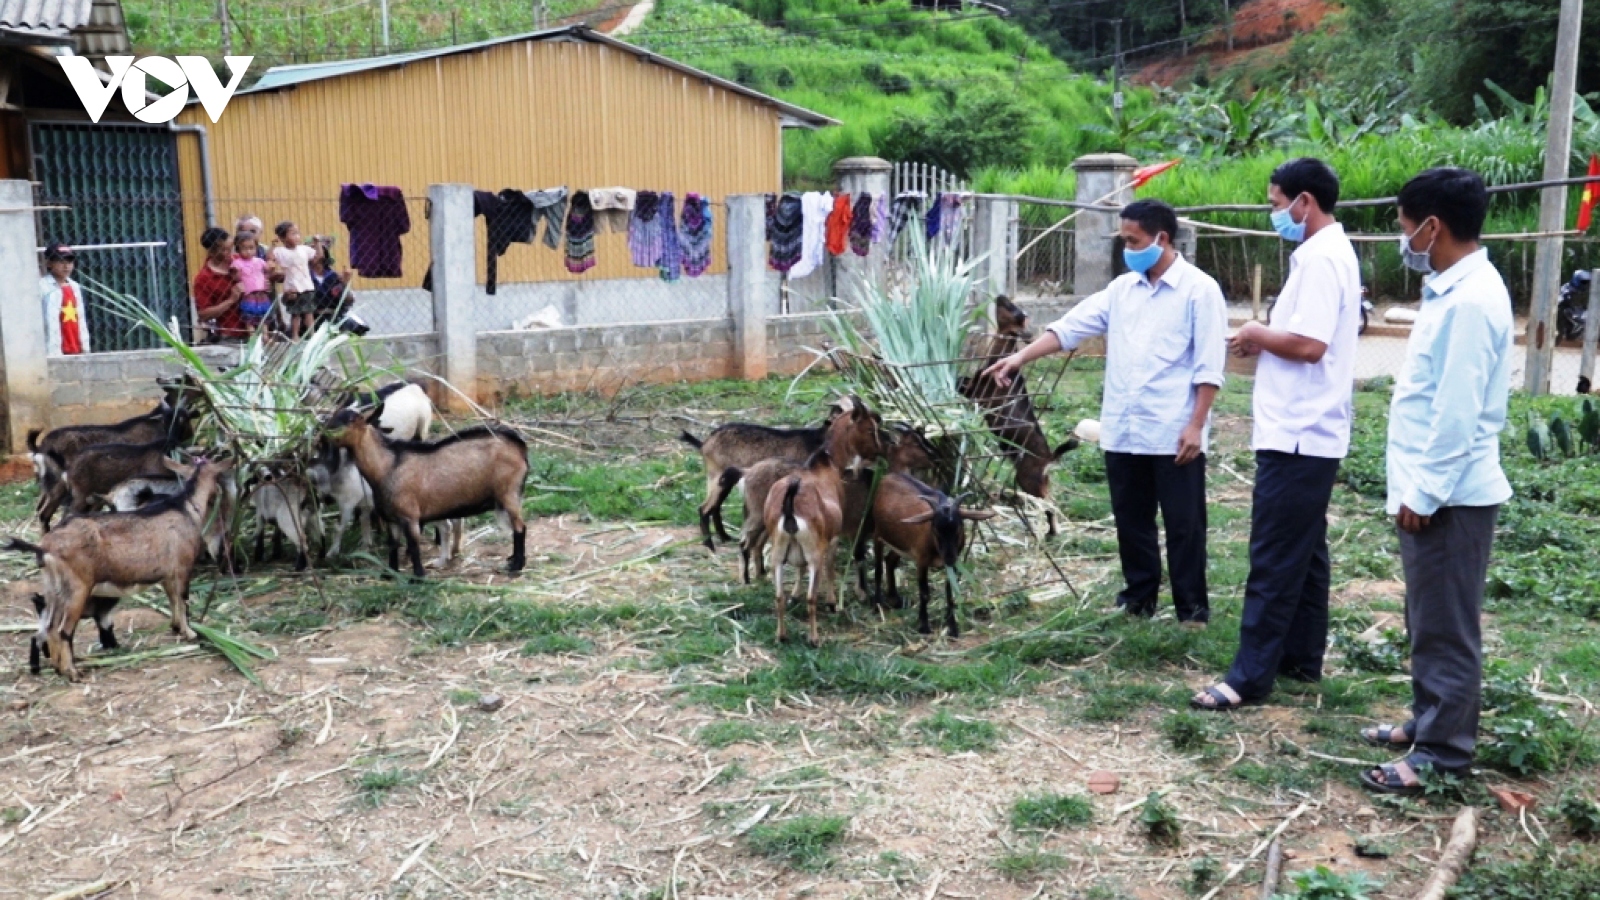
[
  {"x1": 53, "y1": 430, "x2": 189, "y2": 520},
  {"x1": 680, "y1": 401, "x2": 846, "y2": 549},
  {"x1": 960, "y1": 295, "x2": 1075, "y2": 537},
  {"x1": 327, "y1": 405, "x2": 529, "y2": 577},
  {"x1": 731, "y1": 424, "x2": 933, "y2": 587},
  {"x1": 869, "y1": 475, "x2": 994, "y2": 637},
  {"x1": 11, "y1": 457, "x2": 232, "y2": 682},
  {"x1": 30, "y1": 395, "x2": 191, "y2": 531},
  {"x1": 761, "y1": 403, "x2": 884, "y2": 645}
]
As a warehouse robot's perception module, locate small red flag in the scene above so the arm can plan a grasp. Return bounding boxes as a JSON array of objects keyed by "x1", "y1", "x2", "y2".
[
  {"x1": 1130, "y1": 158, "x2": 1181, "y2": 189},
  {"x1": 1578, "y1": 153, "x2": 1600, "y2": 232}
]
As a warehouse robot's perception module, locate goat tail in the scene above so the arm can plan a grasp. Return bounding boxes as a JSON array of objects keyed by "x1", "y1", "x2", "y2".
[
  {"x1": 678, "y1": 430, "x2": 704, "y2": 450},
  {"x1": 25, "y1": 429, "x2": 42, "y2": 453},
  {"x1": 4, "y1": 538, "x2": 46, "y2": 561},
  {"x1": 780, "y1": 478, "x2": 802, "y2": 536},
  {"x1": 718, "y1": 466, "x2": 744, "y2": 495},
  {"x1": 1053, "y1": 437, "x2": 1081, "y2": 459}
]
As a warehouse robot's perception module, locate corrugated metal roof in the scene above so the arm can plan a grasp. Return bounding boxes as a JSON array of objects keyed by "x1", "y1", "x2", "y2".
[
  {"x1": 0, "y1": 0, "x2": 91, "y2": 36},
  {"x1": 243, "y1": 25, "x2": 837, "y2": 128}
]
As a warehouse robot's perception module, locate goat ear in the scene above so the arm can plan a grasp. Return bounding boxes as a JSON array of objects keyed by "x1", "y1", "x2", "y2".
[
  {"x1": 900, "y1": 511, "x2": 936, "y2": 525},
  {"x1": 366, "y1": 402, "x2": 386, "y2": 425},
  {"x1": 163, "y1": 457, "x2": 195, "y2": 479},
  {"x1": 959, "y1": 508, "x2": 997, "y2": 521}
]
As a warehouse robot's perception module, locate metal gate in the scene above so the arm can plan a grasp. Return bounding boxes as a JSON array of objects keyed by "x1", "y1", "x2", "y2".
[{"x1": 30, "y1": 121, "x2": 191, "y2": 352}]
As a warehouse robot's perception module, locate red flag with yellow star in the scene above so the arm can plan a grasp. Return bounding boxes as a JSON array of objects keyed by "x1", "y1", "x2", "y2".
[
  {"x1": 59, "y1": 283, "x2": 84, "y2": 355},
  {"x1": 1578, "y1": 153, "x2": 1600, "y2": 232}
]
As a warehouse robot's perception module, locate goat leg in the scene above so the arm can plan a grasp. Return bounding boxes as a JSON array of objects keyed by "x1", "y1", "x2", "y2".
[
  {"x1": 944, "y1": 571, "x2": 959, "y2": 638},
  {"x1": 1046, "y1": 510, "x2": 1057, "y2": 539},
  {"x1": 404, "y1": 521, "x2": 426, "y2": 578},
  {"x1": 712, "y1": 503, "x2": 733, "y2": 544},
  {"x1": 254, "y1": 519, "x2": 267, "y2": 565},
  {"x1": 387, "y1": 527, "x2": 401, "y2": 573},
  {"x1": 917, "y1": 567, "x2": 932, "y2": 635},
  {"x1": 772, "y1": 555, "x2": 788, "y2": 644},
  {"x1": 805, "y1": 558, "x2": 821, "y2": 647},
  {"x1": 95, "y1": 603, "x2": 119, "y2": 650},
  {"x1": 510, "y1": 525, "x2": 527, "y2": 573},
  {"x1": 165, "y1": 575, "x2": 196, "y2": 640}
]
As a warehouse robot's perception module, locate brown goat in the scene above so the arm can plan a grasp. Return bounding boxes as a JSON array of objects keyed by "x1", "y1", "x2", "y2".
[
  {"x1": 761, "y1": 403, "x2": 884, "y2": 645},
  {"x1": 327, "y1": 405, "x2": 529, "y2": 578},
  {"x1": 960, "y1": 295, "x2": 1075, "y2": 537},
  {"x1": 10, "y1": 457, "x2": 233, "y2": 682},
  {"x1": 869, "y1": 475, "x2": 994, "y2": 637},
  {"x1": 31, "y1": 398, "x2": 192, "y2": 531},
  {"x1": 54, "y1": 431, "x2": 189, "y2": 521},
  {"x1": 731, "y1": 424, "x2": 933, "y2": 587},
  {"x1": 680, "y1": 401, "x2": 846, "y2": 549}
]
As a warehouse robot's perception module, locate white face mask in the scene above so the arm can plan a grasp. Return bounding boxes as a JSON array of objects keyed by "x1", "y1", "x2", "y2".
[{"x1": 1399, "y1": 218, "x2": 1437, "y2": 274}]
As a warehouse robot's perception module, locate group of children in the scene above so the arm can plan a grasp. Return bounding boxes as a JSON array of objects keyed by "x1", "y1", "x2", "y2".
[{"x1": 212, "y1": 212, "x2": 350, "y2": 339}]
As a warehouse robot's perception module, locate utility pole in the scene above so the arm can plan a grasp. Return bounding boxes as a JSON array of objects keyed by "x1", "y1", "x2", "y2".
[
  {"x1": 1525, "y1": 0, "x2": 1585, "y2": 395},
  {"x1": 380, "y1": 0, "x2": 391, "y2": 51},
  {"x1": 217, "y1": 0, "x2": 232, "y2": 56},
  {"x1": 1111, "y1": 19, "x2": 1123, "y2": 134},
  {"x1": 1223, "y1": 0, "x2": 1233, "y2": 52}
]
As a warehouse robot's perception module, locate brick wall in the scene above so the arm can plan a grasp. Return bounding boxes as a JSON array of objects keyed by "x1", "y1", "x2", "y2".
[
  {"x1": 41, "y1": 333, "x2": 441, "y2": 428},
  {"x1": 476, "y1": 319, "x2": 737, "y2": 401}
]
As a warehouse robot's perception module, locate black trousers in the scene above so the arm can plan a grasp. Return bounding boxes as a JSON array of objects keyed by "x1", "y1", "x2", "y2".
[
  {"x1": 1224, "y1": 450, "x2": 1342, "y2": 700},
  {"x1": 1103, "y1": 451, "x2": 1209, "y2": 623},
  {"x1": 1400, "y1": 505, "x2": 1499, "y2": 772}
]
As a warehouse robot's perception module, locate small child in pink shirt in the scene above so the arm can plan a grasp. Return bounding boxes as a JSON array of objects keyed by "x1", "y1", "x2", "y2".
[{"x1": 232, "y1": 232, "x2": 275, "y2": 331}]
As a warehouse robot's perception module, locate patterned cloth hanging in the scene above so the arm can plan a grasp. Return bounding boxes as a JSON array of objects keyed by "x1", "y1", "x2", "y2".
[
  {"x1": 871, "y1": 193, "x2": 887, "y2": 243},
  {"x1": 825, "y1": 193, "x2": 853, "y2": 256},
  {"x1": 848, "y1": 193, "x2": 874, "y2": 257},
  {"x1": 565, "y1": 190, "x2": 597, "y2": 274},
  {"x1": 925, "y1": 192, "x2": 945, "y2": 240},
  {"x1": 680, "y1": 193, "x2": 713, "y2": 277},
  {"x1": 791, "y1": 191, "x2": 832, "y2": 278},
  {"x1": 886, "y1": 191, "x2": 925, "y2": 246},
  {"x1": 768, "y1": 193, "x2": 804, "y2": 272},
  {"x1": 658, "y1": 192, "x2": 683, "y2": 282},
  {"x1": 940, "y1": 193, "x2": 968, "y2": 245},
  {"x1": 764, "y1": 193, "x2": 778, "y2": 241},
  {"x1": 628, "y1": 191, "x2": 664, "y2": 267}
]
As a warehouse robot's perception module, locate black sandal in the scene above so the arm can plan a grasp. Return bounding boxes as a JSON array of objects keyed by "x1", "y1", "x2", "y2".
[
  {"x1": 1359, "y1": 761, "x2": 1423, "y2": 796},
  {"x1": 1190, "y1": 685, "x2": 1247, "y2": 712},
  {"x1": 1360, "y1": 723, "x2": 1414, "y2": 748}
]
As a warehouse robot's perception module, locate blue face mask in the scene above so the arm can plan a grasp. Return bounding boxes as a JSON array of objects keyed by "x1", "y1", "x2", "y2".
[
  {"x1": 1123, "y1": 241, "x2": 1164, "y2": 275},
  {"x1": 1270, "y1": 195, "x2": 1307, "y2": 243}
]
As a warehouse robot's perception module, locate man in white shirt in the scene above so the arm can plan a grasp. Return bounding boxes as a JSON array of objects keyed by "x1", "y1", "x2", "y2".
[
  {"x1": 1193, "y1": 158, "x2": 1362, "y2": 710},
  {"x1": 984, "y1": 200, "x2": 1228, "y2": 625},
  {"x1": 1359, "y1": 168, "x2": 1511, "y2": 794}
]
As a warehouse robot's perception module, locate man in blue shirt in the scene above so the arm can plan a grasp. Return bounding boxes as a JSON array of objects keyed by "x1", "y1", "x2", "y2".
[
  {"x1": 1360, "y1": 168, "x2": 1513, "y2": 795},
  {"x1": 984, "y1": 200, "x2": 1228, "y2": 625}
]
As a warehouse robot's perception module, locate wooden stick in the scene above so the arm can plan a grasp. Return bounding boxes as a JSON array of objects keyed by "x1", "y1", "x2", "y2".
[
  {"x1": 1259, "y1": 838, "x2": 1285, "y2": 900},
  {"x1": 1414, "y1": 807, "x2": 1478, "y2": 900},
  {"x1": 1199, "y1": 802, "x2": 1311, "y2": 900},
  {"x1": 40, "y1": 880, "x2": 115, "y2": 900}
]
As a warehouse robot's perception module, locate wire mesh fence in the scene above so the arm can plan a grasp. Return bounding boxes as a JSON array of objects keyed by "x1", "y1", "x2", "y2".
[
  {"x1": 465, "y1": 188, "x2": 728, "y2": 334},
  {"x1": 1015, "y1": 223, "x2": 1076, "y2": 295}
]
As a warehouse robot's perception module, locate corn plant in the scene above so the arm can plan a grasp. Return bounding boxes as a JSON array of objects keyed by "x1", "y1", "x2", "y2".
[{"x1": 1527, "y1": 399, "x2": 1600, "y2": 461}]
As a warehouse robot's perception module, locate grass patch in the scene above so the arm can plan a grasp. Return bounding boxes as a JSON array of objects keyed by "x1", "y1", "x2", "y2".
[
  {"x1": 1081, "y1": 682, "x2": 1167, "y2": 723},
  {"x1": 742, "y1": 815, "x2": 848, "y2": 871},
  {"x1": 524, "y1": 454, "x2": 700, "y2": 525},
  {"x1": 692, "y1": 642, "x2": 1035, "y2": 709},
  {"x1": 1160, "y1": 711, "x2": 1214, "y2": 754},
  {"x1": 994, "y1": 849, "x2": 1068, "y2": 880},
  {"x1": 697, "y1": 720, "x2": 780, "y2": 749},
  {"x1": 1010, "y1": 793, "x2": 1093, "y2": 831},
  {"x1": 520, "y1": 633, "x2": 594, "y2": 655},
  {"x1": 915, "y1": 710, "x2": 1000, "y2": 754},
  {"x1": 356, "y1": 768, "x2": 413, "y2": 807}
]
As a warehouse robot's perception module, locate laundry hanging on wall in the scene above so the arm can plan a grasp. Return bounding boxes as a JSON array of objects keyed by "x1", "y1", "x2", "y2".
[
  {"x1": 658, "y1": 192, "x2": 683, "y2": 282},
  {"x1": 939, "y1": 193, "x2": 969, "y2": 245},
  {"x1": 767, "y1": 193, "x2": 804, "y2": 273},
  {"x1": 528, "y1": 187, "x2": 568, "y2": 249},
  {"x1": 628, "y1": 191, "x2": 665, "y2": 267},
  {"x1": 565, "y1": 190, "x2": 598, "y2": 274},
  {"x1": 886, "y1": 191, "x2": 926, "y2": 246},
  {"x1": 848, "y1": 193, "x2": 874, "y2": 257},
  {"x1": 790, "y1": 191, "x2": 832, "y2": 279},
  {"x1": 681, "y1": 193, "x2": 713, "y2": 278},
  {"x1": 825, "y1": 193, "x2": 853, "y2": 257},
  {"x1": 339, "y1": 183, "x2": 411, "y2": 278},
  {"x1": 589, "y1": 187, "x2": 637, "y2": 234}
]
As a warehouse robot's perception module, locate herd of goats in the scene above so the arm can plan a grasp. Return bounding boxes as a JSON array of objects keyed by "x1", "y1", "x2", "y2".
[{"x1": 10, "y1": 296, "x2": 1078, "y2": 681}]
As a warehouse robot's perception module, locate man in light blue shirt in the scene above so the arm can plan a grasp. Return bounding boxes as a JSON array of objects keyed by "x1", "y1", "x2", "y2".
[
  {"x1": 984, "y1": 200, "x2": 1227, "y2": 625},
  {"x1": 1360, "y1": 167, "x2": 1513, "y2": 796}
]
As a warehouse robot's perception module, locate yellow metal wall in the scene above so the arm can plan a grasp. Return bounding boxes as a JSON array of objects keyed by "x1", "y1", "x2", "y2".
[{"x1": 175, "y1": 39, "x2": 783, "y2": 287}]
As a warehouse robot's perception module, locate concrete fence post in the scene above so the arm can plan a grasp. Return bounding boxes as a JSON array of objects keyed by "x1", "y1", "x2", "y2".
[
  {"x1": 1071, "y1": 153, "x2": 1137, "y2": 296},
  {"x1": 0, "y1": 180, "x2": 48, "y2": 452},
  {"x1": 972, "y1": 195, "x2": 1018, "y2": 299},
  {"x1": 831, "y1": 156, "x2": 892, "y2": 303},
  {"x1": 727, "y1": 194, "x2": 768, "y2": 381},
  {"x1": 429, "y1": 183, "x2": 477, "y2": 410}
]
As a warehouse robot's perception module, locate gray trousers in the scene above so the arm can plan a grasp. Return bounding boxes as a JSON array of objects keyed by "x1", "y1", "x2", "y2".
[{"x1": 1397, "y1": 504, "x2": 1499, "y2": 772}]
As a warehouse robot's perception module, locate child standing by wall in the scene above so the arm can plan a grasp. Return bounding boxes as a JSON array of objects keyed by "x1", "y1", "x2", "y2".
[
  {"x1": 39, "y1": 243, "x2": 92, "y2": 355},
  {"x1": 309, "y1": 238, "x2": 352, "y2": 328},
  {"x1": 233, "y1": 231, "x2": 275, "y2": 333},
  {"x1": 273, "y1": 221, "x2": 318, "y2": 338}
]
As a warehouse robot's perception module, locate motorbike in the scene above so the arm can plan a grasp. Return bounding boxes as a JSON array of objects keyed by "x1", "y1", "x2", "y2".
[{"x1": 1558, "y1": 270, "x2": 1594, "y2": 343}]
